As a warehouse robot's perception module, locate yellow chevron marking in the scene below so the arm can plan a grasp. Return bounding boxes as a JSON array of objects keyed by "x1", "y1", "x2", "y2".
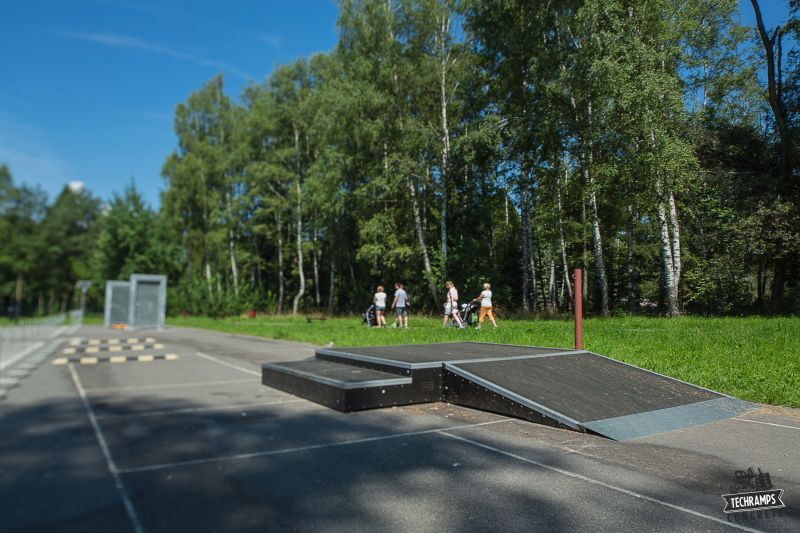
[
  {"x1": 80, "y1": 357, "x2": 98, "y2": 365},
  {"x1": 165, "y1": 354, "x2": 179, "y2": 361},
  {"x1": 131, "y1": 344, "x2": 145, "y2": 351},
  {"x1": 63, "y1": 347, "x2": 77, "y2": 355},
  {"x1": 109, "y1": 356, "x2": 127, "y2": 363},
  {"x1": 109, "y1": 345, "x2": 122, "y2": 352},
  {"x1": 137, "y1": 355, "x2": 154, "y2": 362},
  {"x1": 52, "y1": 358, "x2": 69, "y2": 365}
]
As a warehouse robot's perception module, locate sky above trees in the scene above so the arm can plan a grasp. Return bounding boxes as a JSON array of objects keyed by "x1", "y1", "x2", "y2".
[
  {"x1": 0, "y1": 1, "x2": 791, "y2": 207},
  {"x1": 0, "y1": 0, "x2": 339, "y2": 206}
]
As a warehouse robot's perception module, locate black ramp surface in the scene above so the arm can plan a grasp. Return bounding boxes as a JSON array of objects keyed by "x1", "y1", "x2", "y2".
[
  {"x1": 327, "y1": 342, "x2": 574, "y2": 365},
  {"x1": 444, "y1": 351, "x2": 754, "y2": 440},
  {"x1": 264, "y1": 359, "x2": 411, "y2": 387}
]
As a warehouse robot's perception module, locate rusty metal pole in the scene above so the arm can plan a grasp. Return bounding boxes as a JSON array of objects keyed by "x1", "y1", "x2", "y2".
[{"x1": 574, "y1": 268, "x2": 583, "y2": 350}]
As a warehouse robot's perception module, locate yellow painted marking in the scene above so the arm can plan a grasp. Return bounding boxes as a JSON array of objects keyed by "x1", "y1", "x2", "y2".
[
  {"x1": 153, "y1": 343, "x2": 165, "y2": 350},
  {"x1": 108, "y1": 339, "x2": 120, "y2": 345},
  {"x1": 127, "y1": 338, "x2": 139, "y2": 344},
  {"x1": 69, "y1": 339, "x2": 82, "y2": 346},
  {"x1": 138, "y1": 355, "x2": 154, "y2": 362},
  {"x1": 85, "y1": 347, "x2": 100, "y2": 354},
  {"x1": 88, "y1": 339, "x2": 101, "y2": 345},
  {"x1": 109, "y1": 345, "x2": 122, "y2": 352},
  {"x1": 63, "y1": 347, "x2": 77, "y2": 355},
  {"x1": 80, "y1": 357, "x2": 98, "y2": 365},
  {"x1": 145, "y1": 337, "x2": 156, "y2": 343},
  {"x1": 52, "y1": 358, "x2": 69, "y2": 365},
  {"x1": 110, "y1": 356, "x2": 127, "y2": 363},
  {"x1": 165, "y1": 354, "x2": 179, "y2": 361},
  {"x1": 131, "y1": 344, "x2": 145, "y2": 351}
]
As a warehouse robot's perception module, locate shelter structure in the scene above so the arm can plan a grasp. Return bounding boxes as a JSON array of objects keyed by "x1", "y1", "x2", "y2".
[{"x1": 104, "y1": 274, "x2": 167, "y2": 330}]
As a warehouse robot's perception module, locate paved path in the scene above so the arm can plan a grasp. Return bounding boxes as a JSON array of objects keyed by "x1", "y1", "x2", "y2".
[{"x1": 1, "y1": 325, "x2": 797, "y2": 532}]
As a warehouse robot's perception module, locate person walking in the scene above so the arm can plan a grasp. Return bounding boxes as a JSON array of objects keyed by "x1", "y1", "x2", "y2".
[
  {"x1": 473, "y1": 283, "x2": 498, "y2": 329},
  {"x1": 373, "y1": 285, "x2": 388, "y2": 328},
  {"x1": 391, "y1": 282, "x2": 409, "y2": 328},
  {"x1": 442, "y1": 280, "x2": 464, "y2": 328}
]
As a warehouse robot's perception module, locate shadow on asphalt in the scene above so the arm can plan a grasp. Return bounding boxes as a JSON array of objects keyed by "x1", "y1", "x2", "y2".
[{"x1": 2, "y1": 393, "x2": 799, "y2": 532}]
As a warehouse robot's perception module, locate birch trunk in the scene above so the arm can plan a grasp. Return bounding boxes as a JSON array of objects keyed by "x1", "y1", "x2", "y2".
[
  {"x1": 312, "y1": 210, "x2": 320, "y2": 308},
  {"x1": 556, "y1": 170, "x2": 572, "y2": 304},
  {"x1": 328, "y1": 245, "x2": 336, "y2": 314},
  {"x1": 292, "y1": 127, "x2": 305, "y2": 315},
  {"x1": 587, "y1": 177, "x2": 609, "y2": 316},
  {"x1": 409, "y1": 175, "x2": 439, "y2": 304},
  {"x1": 547, "y1": 244, "x2": 556, "y2": 312},
  {"x1": 668, "y1": 191, "x2": 681, "y2": 290},
  {"x1": 656, "y1": 181, "x2": 679, "y2": 316},
  {"x1": 205, "y1": 260, "x2": 213, "y2": 301},
  {"x1": 626, "y1": 206, "x2": 636, "y2": 311},
  {"x1": 275, "y1": 211, "x2": 284, "y2": 315},
  {"x1": 437, "y1": 10, "x2": 451, "y2": 267},
  {"x1": 520, "y1": 188, "x2": 531, "y2": 313},
  {"x1": 228, "y1": 226, "x2": 239, "y2": 298}
]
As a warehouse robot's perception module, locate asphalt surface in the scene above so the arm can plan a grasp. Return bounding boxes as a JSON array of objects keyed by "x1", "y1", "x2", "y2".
[{"x1": 1, "y1": 325, "x2": 798, "y2": 532}]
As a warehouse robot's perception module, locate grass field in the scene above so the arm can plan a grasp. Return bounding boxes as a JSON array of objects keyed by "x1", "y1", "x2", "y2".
[{"x1": 169, "y1": 314, "x2": 800, "y2": 409}]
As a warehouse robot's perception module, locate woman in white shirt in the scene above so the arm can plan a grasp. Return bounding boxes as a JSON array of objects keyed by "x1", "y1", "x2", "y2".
[
  {"x1": 472, "y1": 282, "x2": 497, "y2": 329},
  {"x1": 373, "y1": 286, "x2": 387, "y2": 328},
  {"x1": 442, "y1": 280, "x2": 465, "y2": 328}
]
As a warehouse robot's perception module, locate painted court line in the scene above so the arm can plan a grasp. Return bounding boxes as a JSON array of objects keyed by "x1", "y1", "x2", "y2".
[
  {"x1": 68, "y1": 364, "x2": 144, "y2": 533},
  {"x1": 117, "y1": 419, "x2": 512, "y2": 475},
  {"x1": 440, "y1": 431, "x2": 761, "y2": 533},
  {"x1": 84, "y1": 378, "x2": 259, "y2": 393},
  {"x1": 95, "y1": 399, "x2": 306, "y2": 420},
  {"x1": 196, "y1": 351, "x2": 261, "y2": 377},
  {"x1": 732, "y1": 417, "x2": 800, "y2": 431}
]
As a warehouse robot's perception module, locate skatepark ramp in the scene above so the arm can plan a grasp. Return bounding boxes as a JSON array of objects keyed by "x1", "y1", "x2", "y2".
[{"x1": 262, "y1": 342, "x2": 753, "y2": 441}]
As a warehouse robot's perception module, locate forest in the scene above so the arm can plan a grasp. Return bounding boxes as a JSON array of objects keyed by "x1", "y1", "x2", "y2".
[{"x1": 1, "y1": 0, "x2": 799, "y2": 318}]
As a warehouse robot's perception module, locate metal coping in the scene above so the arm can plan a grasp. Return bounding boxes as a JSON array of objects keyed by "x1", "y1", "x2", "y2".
[
  {"x1": 316, "y1": 346, "x2": 584, "y2": 370},
  {"x1": 581, "y1": 397, "x2": 755, "y2": 441},
  {"x1": 443, "y1": 363, "x2": 582, "y2": 430},
  {"x1": 262, "y1": 362, "x2": 413, "y2": 390}
]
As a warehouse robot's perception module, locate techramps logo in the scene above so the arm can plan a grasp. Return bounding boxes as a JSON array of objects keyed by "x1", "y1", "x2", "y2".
[{"x1": 722, "y1": 467, "x2": 786, "y2": 522}]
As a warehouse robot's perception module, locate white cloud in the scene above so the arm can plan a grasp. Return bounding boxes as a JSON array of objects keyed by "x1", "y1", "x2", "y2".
[
  {"x1": 58, "y1": 30, "x2": 254, "y2": 80},
  {"x1": 68, "y1": 180, "x2": 85, "y2": 192},
  {"x1": 258, "y1": 34, "x2": 282, "y2": 49}
]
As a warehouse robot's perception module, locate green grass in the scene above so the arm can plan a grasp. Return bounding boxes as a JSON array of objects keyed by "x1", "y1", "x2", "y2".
[{"x1": 169, "y1": 314, "x2": 800, "y2": 409}]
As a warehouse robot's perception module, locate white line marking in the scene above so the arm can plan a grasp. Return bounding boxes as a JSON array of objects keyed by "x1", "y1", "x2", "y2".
[
  {"x1": 84, "y1": 378, "x2": 259, "y2": 393},
  {"x1": 732, "y1": 418, "x2": 800, "y2": 431},
  {"x1": 117, "y1": 419, "x2": 512, "y2": 475},
  {"x1": 195, "y1": 351, "x2": 261, "y2": 377},
  {"x1": 440, "y1": 432, "x2": 762, "y2": 533},
  {"x1": 96, "y1": 399, "x2": 306, "y2": 420},
  {"x1": 68, "y1": 364, "x2": 144, "y2": 533}
]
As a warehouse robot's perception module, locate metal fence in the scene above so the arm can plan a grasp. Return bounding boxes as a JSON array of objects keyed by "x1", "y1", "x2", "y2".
[{"x1": 0, "y1": 313, "x2": 79, "y2": 373}]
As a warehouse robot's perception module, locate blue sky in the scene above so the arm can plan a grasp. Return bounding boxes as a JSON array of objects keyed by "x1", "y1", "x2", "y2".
[{"x1": 0, "y1": 0, "x2": 792, "y2": 208}]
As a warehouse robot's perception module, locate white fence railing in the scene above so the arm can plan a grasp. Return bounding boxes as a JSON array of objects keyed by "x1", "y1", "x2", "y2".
[{"x1": 0, "y1": 313, "x2": 74, "y2": 372}]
